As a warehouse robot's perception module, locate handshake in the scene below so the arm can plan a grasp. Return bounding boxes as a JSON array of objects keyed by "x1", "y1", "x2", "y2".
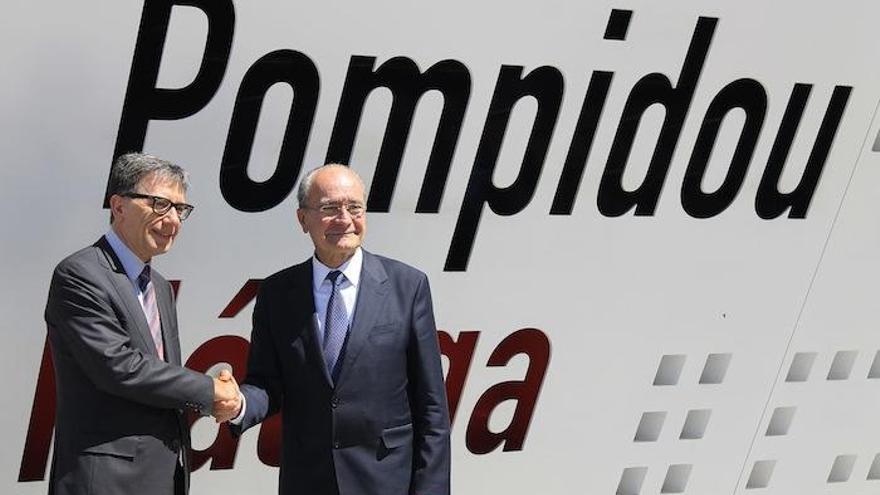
[{"x1": 211, "y1": 369, "x2": 243, "y2": 423}]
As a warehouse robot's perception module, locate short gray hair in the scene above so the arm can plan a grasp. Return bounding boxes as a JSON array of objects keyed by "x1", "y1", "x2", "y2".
[
  {"x1": 107, "y1": 152, "x2": 189, "y2": 222},
  {"x1": 296, "y1": 164, "x2": 366, "y2": 208}
]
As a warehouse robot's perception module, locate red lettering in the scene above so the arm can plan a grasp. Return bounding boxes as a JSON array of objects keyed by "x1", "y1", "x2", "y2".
[
  {"x1": 185, "y1": 335, "x2": 251, "y2": 470},
  {"x1": 18, "y1": 336, "x2": 55, "y2": 482},
  {"x1": 256, "y1": 413, "x2": 283, "y2": 467},
  {"x1": 20, "y1": 277, "x2": 554, "y2": 485},
  {"x1": 219, "y1": 279, "x2": 262, "y2": 318},
  {"x1": 466, "y1": 328, "x2": 551, "y2": 454}
]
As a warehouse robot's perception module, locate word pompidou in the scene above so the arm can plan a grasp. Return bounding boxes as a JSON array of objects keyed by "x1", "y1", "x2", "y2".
[{"x1": 113, "y1": 2, "x2": 850, "y2": 271}]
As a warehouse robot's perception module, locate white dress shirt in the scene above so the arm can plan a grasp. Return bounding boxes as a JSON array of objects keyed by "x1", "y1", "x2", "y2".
[
  {"x1": 311, "y1": 248, "x2": 362, "y2": 345},
  {"x1": 105, "y1": 228, "x2": 149, "y2": 302},
  {"x1": 230, "y1": 248, "x2": 364, "y2": 424}
]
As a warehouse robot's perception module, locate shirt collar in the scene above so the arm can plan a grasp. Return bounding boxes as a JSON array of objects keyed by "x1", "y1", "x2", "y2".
[
  {"x1": 311, "y1": 248, "x2": 363, "y2": 289},
  {"x1": 106, "y1": 228, "x2": 147, "y2": 288}
]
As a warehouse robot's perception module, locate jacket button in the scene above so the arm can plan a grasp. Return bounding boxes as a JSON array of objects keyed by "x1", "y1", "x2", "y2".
[
  {"x1": 333, "y1": 441, "x2": 341, "y2": 449},
  {"x1": 331, "y1": 396, "x2": 339, "y2": 408}
]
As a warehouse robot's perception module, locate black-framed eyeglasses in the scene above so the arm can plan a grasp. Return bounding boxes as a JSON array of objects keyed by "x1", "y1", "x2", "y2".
[
  {"x1": 305, "y1": 203, "x2": 366, "y2": 218},
  {"x1": 121, "y1": 193, "x2": 194, "y2": 221}
]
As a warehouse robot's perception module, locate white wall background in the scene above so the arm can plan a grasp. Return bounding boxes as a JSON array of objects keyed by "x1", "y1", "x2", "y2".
[{"x1": 2, "y1": 1, "x2": 880, "y2": 493}]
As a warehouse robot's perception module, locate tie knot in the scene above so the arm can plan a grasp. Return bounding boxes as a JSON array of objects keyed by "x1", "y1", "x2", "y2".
[
  {"x1": 137, "y1": 265, "x2": 151, "y2": 292},
  {"x1": 326, "y1": 270, "x2": 343, "y2": 286}
]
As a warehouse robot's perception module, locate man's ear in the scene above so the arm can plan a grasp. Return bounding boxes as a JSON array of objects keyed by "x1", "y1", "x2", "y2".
[
  {"x1": 108, "y1": 195, "x2": 124, "y2": 222},
  {"x1": 296, "y1": 209, "x2": 308, "y2": 233}
]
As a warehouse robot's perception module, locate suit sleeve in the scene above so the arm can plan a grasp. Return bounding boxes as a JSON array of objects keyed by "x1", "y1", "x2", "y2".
[
  {"x1": 45, "y1": 260, "x2": 214, "y2": 414},
  {"x1": 231, "y1": 282, "x2": 285, "y2": 436},
  {"x1": 407, "y1": 274, "x2": 452, "y2": 495}
]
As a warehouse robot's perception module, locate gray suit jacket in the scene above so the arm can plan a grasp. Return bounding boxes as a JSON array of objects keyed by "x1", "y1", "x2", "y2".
[
  {"x1": 232, "y1": 250, "x2": 451, "y2": 495},
  {"x1": 44, "y1": 236, "x2": 213, "y2": 495}
]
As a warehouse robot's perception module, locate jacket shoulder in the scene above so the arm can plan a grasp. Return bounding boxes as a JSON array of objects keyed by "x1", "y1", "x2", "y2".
[
  {"x1": 52, "y1": 243, "x2": 105, "y2": 278},
  {"x1": 260, "y1": 259, "x2": 311, "y2": 289},
  {"x1": 46, "y1": 244, "x2": 109, "y2": 319},
  {"x1": 369, "y1": 252, "x2": 428, "y2": 282}
]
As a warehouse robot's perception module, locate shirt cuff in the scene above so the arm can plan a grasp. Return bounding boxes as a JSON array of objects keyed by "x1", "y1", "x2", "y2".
[{"x1": 229, "y1": 392, "x2": 246, "y2": 425}]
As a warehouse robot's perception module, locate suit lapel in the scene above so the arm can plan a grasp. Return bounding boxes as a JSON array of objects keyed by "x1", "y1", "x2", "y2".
[
  {"x1": 335, "y1": 251, "x2": 388, "y2": 387},
  {"x1": 95, "y1": 237, "x2": 159, "y2": 359}
]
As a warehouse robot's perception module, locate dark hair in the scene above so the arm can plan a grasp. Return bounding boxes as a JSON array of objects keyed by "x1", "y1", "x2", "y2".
[{"x1": 107, "y1": 152, "x2": 189, "y2": 222}]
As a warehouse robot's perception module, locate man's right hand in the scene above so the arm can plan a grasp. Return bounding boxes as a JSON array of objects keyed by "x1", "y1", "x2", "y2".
[{"x1": 212, "y1": 369, "x2": 242, "y2": 422}]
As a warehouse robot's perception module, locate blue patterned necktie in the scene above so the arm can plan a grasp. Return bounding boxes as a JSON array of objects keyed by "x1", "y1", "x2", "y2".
[
  {"x1": 137, "y1": 265, "x2": 164, "y2": 360},
  {"x1": 323, "y1": 270, "x2": 348, "y2": 380}
]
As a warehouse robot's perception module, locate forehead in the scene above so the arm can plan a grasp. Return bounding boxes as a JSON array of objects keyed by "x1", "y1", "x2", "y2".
[
  {"x1": 137, "y1": 172, "x2": 185, "y2": 197},
  {"x1": 308, "y1": 168, "x2": 364, "y2": 202}
]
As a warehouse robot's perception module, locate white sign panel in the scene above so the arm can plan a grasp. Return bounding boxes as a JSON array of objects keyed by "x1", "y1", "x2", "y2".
[{"x1": 2, "y1": 1, "x2": 880, "y2": 493}]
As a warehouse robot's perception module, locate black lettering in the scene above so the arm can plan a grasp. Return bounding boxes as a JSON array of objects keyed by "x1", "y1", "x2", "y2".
[
  {"x1": 326, "y1": 56, "x2": 471, "y2": 212},
  {"x1": 681, "y1": 79, "x2": 766, "y2": 218},
  {"x1": 109, "y1": 0, "x2": 234, "y2": 205},
  {"x1": 604, "y1": 9, "x2": 633, "y2": 41},
  {"x1": 597, "y1": 16, "x2": 716, "y2": 216},
  {"x1": 446, "y1": 65, "x2": 564, "y2": 271},
  {"x1": 551, "y1": 71, "x2": 613, "y2": 215},
  {"x1": 756, "y1": 84, "x2": 851, "y2": 219},
  {"x1": 219, "y1": 50, "x2": 319, "y2": 212}
]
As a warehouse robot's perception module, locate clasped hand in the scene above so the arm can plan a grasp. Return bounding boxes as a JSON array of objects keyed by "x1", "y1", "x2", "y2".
[{"x1": 212, "y1": 369, "x2": 242, "y2": 423}]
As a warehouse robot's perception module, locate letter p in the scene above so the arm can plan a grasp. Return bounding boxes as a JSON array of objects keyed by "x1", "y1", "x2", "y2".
[{"x1": 106, "y1": 0, "x2": 235, "y2": 205}]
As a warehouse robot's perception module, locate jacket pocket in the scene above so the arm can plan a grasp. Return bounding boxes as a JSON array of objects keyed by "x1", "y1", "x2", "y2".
[
  {"x1": 82, "y1": 435, "x2": 140, "y2": 460},
  {"x1": 381, "y1": 423, "x2": 413, "y2": 449}
]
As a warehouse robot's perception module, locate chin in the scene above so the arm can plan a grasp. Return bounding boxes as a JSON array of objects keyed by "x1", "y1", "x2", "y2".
[
  {"x1": 338, "y1": 242, "x2": 360, "y2": 252},
  {"x1": 152, "y1": 241, "x2": 174, "y2": 255}
]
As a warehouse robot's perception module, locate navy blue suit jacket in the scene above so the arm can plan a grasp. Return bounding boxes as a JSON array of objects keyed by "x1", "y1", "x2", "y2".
[{"x1": 232, "y1": 250, "x2": 451, "y2": 495}]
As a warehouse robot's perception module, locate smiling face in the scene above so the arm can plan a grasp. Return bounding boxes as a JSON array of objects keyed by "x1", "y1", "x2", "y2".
[
  {"x1": 109, "y1": 172, "x2": 186, "y2": 262},
  {"x1": 297, "y1": 166, "x2": 367, "y2": 268}
]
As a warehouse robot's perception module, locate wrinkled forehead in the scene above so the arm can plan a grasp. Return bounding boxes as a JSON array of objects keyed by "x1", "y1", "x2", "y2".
[{"x1": 308, "y1": 169, "x2": 365, "y2": 203}]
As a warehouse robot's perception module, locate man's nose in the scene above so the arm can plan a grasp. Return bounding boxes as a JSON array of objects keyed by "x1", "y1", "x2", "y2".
[
  {"x1": 163, "y1": 207, "x2": 183, "y2": 225},
  {"x1": 332, "y1": 208, "x2": 354, "y2": 220}
]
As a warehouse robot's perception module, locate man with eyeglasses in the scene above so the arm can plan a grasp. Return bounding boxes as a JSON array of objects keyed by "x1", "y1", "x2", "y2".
[
  {"x1": 44, "y1": 152, "x2": 241, "y2": 495},
  {"x1": 223, "y1": 164, "x2": 451, "y2": 495}
]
